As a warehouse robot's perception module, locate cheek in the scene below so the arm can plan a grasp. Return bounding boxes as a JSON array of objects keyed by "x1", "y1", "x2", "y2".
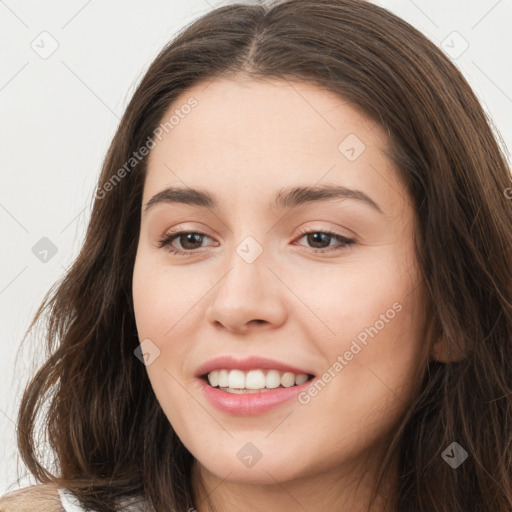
[
  {"x1": 290, "y1": 291, "x2": 426, "y2": 473},
  {"x1": 292, "y1": 248, "x2": 427, "y2": 422},
  {"x1": 131, "y1": 250, "x2": 206, "y2": 416},
  {"x1": 286, "y1": 243, "x2": 423, "y2": 355},
  {"x1": 132, "y1": 248, "x2": 201, "y2": 339}
]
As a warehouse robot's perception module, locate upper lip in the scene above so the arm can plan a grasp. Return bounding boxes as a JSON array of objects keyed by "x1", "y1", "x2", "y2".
[{"x1": 195, "y1": 356, "x2": 315, "y2": 378}]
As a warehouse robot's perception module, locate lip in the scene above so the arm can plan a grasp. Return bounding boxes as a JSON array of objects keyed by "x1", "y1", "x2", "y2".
[
  {"x1": 198, "y1": 376, "x2": 313, "y2": 415},
  {"x1": 195, "y1": 355, "x2": 314, "y2": 378},
  {"x1": 195, "y1": 355, "x2": 315, "y2": 416}
]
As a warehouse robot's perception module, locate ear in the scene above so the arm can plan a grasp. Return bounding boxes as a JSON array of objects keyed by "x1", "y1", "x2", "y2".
[{"x1": 430, "y1": 335, "x2": 465, "y2": 363}]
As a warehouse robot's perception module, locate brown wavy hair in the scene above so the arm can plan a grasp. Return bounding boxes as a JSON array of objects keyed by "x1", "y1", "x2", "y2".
[{"x1": 12, "y1": 0, "x2": 512, "y2": 510}]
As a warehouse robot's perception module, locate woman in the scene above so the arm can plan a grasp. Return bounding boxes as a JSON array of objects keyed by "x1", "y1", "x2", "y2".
[{"x1": 1, "y1": 0, "x2": 511, "y2": 511}]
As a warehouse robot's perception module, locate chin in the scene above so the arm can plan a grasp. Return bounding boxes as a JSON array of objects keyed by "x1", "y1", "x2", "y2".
[
  {"x1": 200, "y1": 458, "x2": 305, "y2": 485},
  {"x1": 190, "y1": 441, "x2": 315, "y2": 485}
]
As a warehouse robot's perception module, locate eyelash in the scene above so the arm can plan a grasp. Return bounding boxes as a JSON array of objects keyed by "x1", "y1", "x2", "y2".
[{"x1": 157, "y1": 227, "x2": 355, "y2": 256}]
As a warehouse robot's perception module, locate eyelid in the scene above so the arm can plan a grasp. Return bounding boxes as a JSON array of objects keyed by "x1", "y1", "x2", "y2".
[
  {"x1": 156, "y1": 227, "x2": 214, "y2": 250},
  {"x1": 294, "y1": 224, "x2": 355, "y2": 241},
  {"x1": 157, "y1": 224, "x2": 355, "y2": 256}
]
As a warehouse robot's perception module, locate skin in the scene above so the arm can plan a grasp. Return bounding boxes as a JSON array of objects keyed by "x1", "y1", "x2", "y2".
[{"x1": 132, "y1": 76, "x2": 435, "y2": 512}]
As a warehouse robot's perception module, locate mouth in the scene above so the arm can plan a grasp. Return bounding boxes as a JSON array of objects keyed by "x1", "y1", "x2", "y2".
[{"x1": 201, "y1": 368, "x2": 315, "y2": 394}]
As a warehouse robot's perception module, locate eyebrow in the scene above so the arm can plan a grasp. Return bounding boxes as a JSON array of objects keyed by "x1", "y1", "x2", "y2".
[{"x1": 143, "y1": 184, "x2": 383, "y2": 215}]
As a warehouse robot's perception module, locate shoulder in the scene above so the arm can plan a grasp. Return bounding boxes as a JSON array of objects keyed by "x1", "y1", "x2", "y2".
[{"x1": 0, "y1": 483, "x2": 63, "y2": 512}]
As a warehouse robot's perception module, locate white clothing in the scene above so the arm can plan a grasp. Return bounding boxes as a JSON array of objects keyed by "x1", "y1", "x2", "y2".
[{"x1": 58, "y1": 488, "x2": 151, "y2": 511}]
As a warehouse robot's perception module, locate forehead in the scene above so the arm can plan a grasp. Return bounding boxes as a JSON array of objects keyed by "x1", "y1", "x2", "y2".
[
  {"x1": 143, "y1": 77, "x2": 406, "y2": 217},
  {"x1": 149, "y1": 76, "x2": 385, "y2": 155}
]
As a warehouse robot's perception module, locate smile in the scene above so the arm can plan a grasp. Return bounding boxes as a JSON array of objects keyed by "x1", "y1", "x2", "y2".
[{"x1": 205, "y1": 368, "x2": 313, "y2": 393}]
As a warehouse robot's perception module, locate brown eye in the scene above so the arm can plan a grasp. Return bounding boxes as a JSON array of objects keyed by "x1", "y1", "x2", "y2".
[
  {"x1": 158, "y1": 231, "x2": 213, "y2": 255},
  {"x1": 295, "y1": 229, "x2": 355, "y2": 252}
]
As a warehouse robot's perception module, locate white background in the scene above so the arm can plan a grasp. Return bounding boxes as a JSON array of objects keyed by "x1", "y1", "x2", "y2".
[{"x1": 1, "y1": 0, "x2": 511, "y2": 495}]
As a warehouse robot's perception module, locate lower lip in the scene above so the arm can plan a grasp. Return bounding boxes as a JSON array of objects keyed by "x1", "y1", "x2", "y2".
[{"x1": 198, "y1": 377, "x2": 313, "y2": 415}]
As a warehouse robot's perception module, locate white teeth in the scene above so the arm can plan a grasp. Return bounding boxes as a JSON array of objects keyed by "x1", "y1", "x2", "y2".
[
  {"x1": 228, "y1": 369, "x2": 245, "y2": 389},
  {"x1": 206, "y1": 368, "x2": 311, "y2": 391},
  {"x1": 207, "y1": 370, "x2": 219, "y2": 387},
  {"x1": 295, "y1": 373, "x2": 309, "y2": 385},
  {"x1": 218, "y1": 369, "x2": 229, "y2": 387},
  {"x1": 246, "y1": 369, "x2": 266, "y2": 389},
  {"x1": 281, "y1": 372, "x2": 295, "y2": 388},
  {"x1": 223, "y1": 388, "x2": 272, "y2": 394},
  {"x1": 266, "y1": 369, "x2": 281, "y2": 389}
]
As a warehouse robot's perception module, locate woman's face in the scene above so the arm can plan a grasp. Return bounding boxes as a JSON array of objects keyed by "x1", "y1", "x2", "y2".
[{"x1": 132, "y1": 76, "x2": 429, "y2": 487}]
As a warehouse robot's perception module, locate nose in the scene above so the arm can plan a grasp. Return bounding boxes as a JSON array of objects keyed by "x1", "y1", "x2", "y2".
[{"x1": 205, "y1": 252, "x2": 287, "y2": 334}]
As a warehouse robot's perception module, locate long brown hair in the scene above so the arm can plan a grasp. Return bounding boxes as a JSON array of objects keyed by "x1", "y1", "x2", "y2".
[{"x1": 14, "y1": 0, "x2": 512, "y2": 510}]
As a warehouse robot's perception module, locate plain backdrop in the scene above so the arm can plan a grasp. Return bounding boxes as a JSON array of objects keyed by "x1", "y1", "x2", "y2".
[{"x1": 1, "y1": 0, "x2": 511, "y2": 495}]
